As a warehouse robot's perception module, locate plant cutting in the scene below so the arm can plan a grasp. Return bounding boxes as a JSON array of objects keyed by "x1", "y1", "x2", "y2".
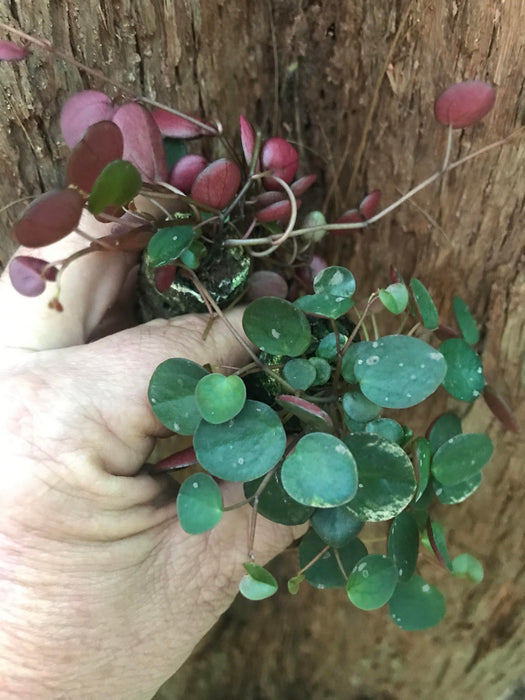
[{"x1": 1, "y1": 28, "x2": 520, "y2": 631}]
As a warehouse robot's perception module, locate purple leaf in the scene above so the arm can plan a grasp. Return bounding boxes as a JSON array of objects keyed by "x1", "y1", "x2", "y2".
[
  {"x1": 246, "y1": 271, "x2": 288, "y2": 300},
  {"x1": 151, "y1": 108, "x2": 213, "y2": 139},
  {"x1": 261, "y1": 137, "x2": 299, "y2": 190},
  {"x1": 434, "y1": 81, "x2": 496, "y2": 129},
  {"x1": 8, "y1": 256, "x2": 56, "y2": 297},
  {"x1": 297, "y1": 255, "x2": 328, "y2": 287},
  {"x1": 291, "y1": 174, "x2": 317, "y2": 197},
  {"x1": 12, "y1": 189, "x2": 84, "y2": 247},
  {"x1": 190, "y1": 158, "x2": 241, "y2": 209},
  {"x1": 254, "y1": 191, "x2": 286, "y2": 208},
  {"x1": 256, "y1": 199, "x2": 296, "y2": 222},
  {"x1": 333, "y1": 208, "x2": 364, "y2": 235},
  {"x1": 0, "y1": 40, "x2": 29, "y2": 62},
  {"x1": 60, "y1": 90, "x2": 115, "y2": 148},
  {"x1": 66, "y1": 121, "x2": 124, "y2": 193},
  {"x1": 168, "y1": 154, "x2": 208, "y2": 194},
  {"x1": 112, "y1": 103, "x2": 168, "y2": 183},
  {"x1": 240, "y1": 115, "x2": 257, "y2": 166},
  {"x1": 359, "y1": 189, "x2": 381, "y2": 219}
]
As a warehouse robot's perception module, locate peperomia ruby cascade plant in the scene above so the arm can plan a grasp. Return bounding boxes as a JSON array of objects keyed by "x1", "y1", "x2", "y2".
[{"x1": 1, "y1": 28, "x2": 520, "y2": 630}]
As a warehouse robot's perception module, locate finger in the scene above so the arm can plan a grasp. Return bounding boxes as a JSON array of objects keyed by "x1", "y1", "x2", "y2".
[{"x1": 0, "y1": 210, "x2": 136, "y2": 351}]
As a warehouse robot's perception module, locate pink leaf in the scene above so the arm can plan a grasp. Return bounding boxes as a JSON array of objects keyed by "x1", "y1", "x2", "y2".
[
  {"x1": 151, "y1": 108, "x2": 214, "y2": 139},
  {"x1": 297, "y1": 255, "x2": 328, "y2": 286},
  {"x1": 254, "y1": 191, "x2": 286, "y2": 208},
  {"x1": 359, "y1": 189, "x2": 381, "y2": 219},
  {"x1": 149, "y1": 446, "x2": 198, "y2": 473},
  {"x1": 276, "y1": 395, "x2": 333, "y2": 429},
  {"x1": 246, "y1": 271, "x2": 288, "y2": 300},
  {"x1": 434, "y1": 81, "x2": 496, "y2": 129},
  {"x1": 240, "y1": 115, "x2": 257, "y2": 166},
  {"x1": 332, "y1": 208, "x2": 364, "y2": 235},
  {"x1": 168, "y1": 154, "x2": 208, "y2": 194},
  {"x1": 291, "y1": 174, "x2": 317, "y2": 197},
  {"x1": 256, "y1": 199, "x2": 299, "y2": 223},
  {"x1": 112, "y1": 103, "x2": 168, "y2": 183},
  {"x1": 190, "y1": 158, "x2": 241, "y2": 209},
  {"x1": 8, "y1": 256, "x2": 56, "y2": 297},
  {"x1": 261, "y1": 137, "x2": 299, "y2": 190},
  {"x1": 60, "y1": 90, "x2": 115, "y2": 148},
  {"x1": 0, "y1": 40, "x2": 29, "y2": 62},
  {"x1": 12, "y1": 189, "x2": 84, "y2": 247}
]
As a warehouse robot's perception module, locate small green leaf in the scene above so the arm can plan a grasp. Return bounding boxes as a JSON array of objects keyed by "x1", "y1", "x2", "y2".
[
  {"x1": 413, "y1": 437, "x2": 431, "y2": 501},
  {"x1": 317, "y1": 332, "x2": 347, "y2": 362},
  {"x1": 163, "y1": 137, "x2": 187, "y2": 169},
  {"x1": 281, "y1": 433, "x2": 358, "y2": 508},
  {"x1": 239, "y1": 563, "x2": 278, "y2": 600},
  {"x1": 365, "y1": 417, "x2": 404, "y2": 444},
  {"x1": 452, "y1": 553, "x2": 484, "y2": 583},
  {"x1": 287, "y1": 574, "x2": 305, "y2": 594},
  {"x1": 177, "y1": 473, "x2": 223, "y2": 534},
  {"x1": 179, "y1": 239, "x2": 207, "y2": 269},
  {"x1": 282, "y1": 358, "x2": 316, "y2": 391},
  {"x1": 87, "y1": 159, "x2": 142, "y2": 214},
  {"x1": 453, "y1": 296, "x2": 479, "y2": 345},
  {"x1": 295, "y1": 293, "x2": 354, "y2": 319},
  {"x1": 389, "y1": 576, "x2": 445, "y2": 630},
  {"x1": 313, "y1": 266, "x2": 356, "y2": 298},
  {"x1": 342, "y1": 390, "x2": 381, "y2": 423},
  {"x1": 410, "y1": 278, "x2": 439, "y2": 330},
  {"x1": 433, "y1": 472, "x2": 482, "y2": 505},
  {"x1": 299, "y1": 529, "x2": 367, "y2": 589},
  {"x1": 388, "y1": 512, "x2": 420, "y2": 581},
  {"x1": 148, "y1": 358, "x2": 208, "y2": 434},
  {"x1": 428, "y1": 412, "x2": 462, "y2": 455},
  {"x1": 243, "y1": 297, "x2": 311, "y2": 356},
  {"x1": 243, "y1": 469, "x2": 314, "y2": 526},
  {"x1": 422, "y1": 521, "x2": 453, "y2": 570},
  {"x1": 147, "y1": 225, "x2": 195, "y2": 267},
  {"x1": 353, "y1": 336, "x2": 447, "y2": 409},
  {"x1": 379, "y1": 283, "x2": 409, "y2": 315},
  {"x1": 343, "y1": 433, "x2": 416, "y2": 521},
  {"x1": 194, "y1": 400, "x2": 286, "y2": 481},
  {"x1": 194, "y1": 373, "x2": 246, "y2": 424},
  {"x1": 311, "y1": 507, "x2": 364, "y2": 548},
  {"x1": 431, "y1": 433, "x2": 493, "y2": 485},
  {"x1": 440, "y1": 338, "x2": 486, "y2": 402},
  {"x1": 308, "y1": 357, "x2": 332, "y2": 385},
  {"x1": 340, "y1": 341, "x2": 373, "y2": 383},
  {"x1": 346, "y1": 554, "x2": 398, "y2": 610}
]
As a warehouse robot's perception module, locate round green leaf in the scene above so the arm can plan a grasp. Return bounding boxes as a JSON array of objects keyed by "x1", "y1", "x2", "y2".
[
  {"x1": 194, "y1": 400, "x2": 286, "y2": 481},
  {"x1": 179, "y1": 239, "x2": 207, "y2": 269},
  {"x1": 147, "y1": 225, "x2": 195, "y2": 267},
  {"x1": 87, "y1": 159, "x2": 142, "y2": 214},
  {"x1": 365, "y1": 417, "x2": 404, "y2": 444},
  {"x1": 243, "y1": 469, "x2": 314, "y2": 526},
  {"x1": 298, "y1": 529, "x2": 367, "y2": 589},
  {"x1": 440, "y1": 338, "x2": 486, "y2": 402},
  {"x1": 317, "y1": 332, "x2": 347, "y2": 362},
  {"x1": 433, "y1": 472, "x2": 482, "y2": 505},
  {"x1": 389, "y1": 576, "x2": 446, "y2": 630},
  {"x1": 281, "y1": 433, "x2": 358, "y2": 508},
  {"x1": 311, "y1": 507, "x2": 364, "y2": 547},
  {"x1": 414, "y1": 437, "x2": 431, "y2": 501},
  {"x1": 342, "y1": 390, "x2": 381, "y2": 423},
  {"x1": 194, "y1": 373, "x2": 246, "y2": 424},
  {"x1": 239, "y1": 563, "x2": 278, "y2": 601},
  {"x1": 282, "y1": 358, "x2": 317, "y2": 390},
  {"x1": 313, "y1": 266, "x2": 356, "y2": 298},
  {"x1": 342, "y1": 433, "x2": 416, "y2": 521},
  {"x1": 388, "y1": 512, "x2": 420, "y2": 581},
  {"x1": 410, "y1": 278, "x2": 439, "y2": 330},
  {"x1": 287, "y1": 574, "x2": 305, "y2": 595},
  {"x1": 340, "y1": 341, "x2": 373, "y2": 383},
  {"x1": 428, "y1": 412, "x2": 462, "y2": 455},
  {"x1": 431, "y1": 433, "x2": 493, "y2": 485},
  {"x1": 379, "y1": 283, "x2": 409, "y2": 315},
  {"x1": 295, "y1": 293, "x2": 354, "y2": 319},
  {"x1": 308, "y1": 357, "x2": 332, "y2": 386},
  {"x1": 243, "y1": 297, "x2": 311, "y2": 356},
  {"x1": 176, "y1": 473, "x2": 223, "y2": 534},
  {"x1": 148, "y1": 358, "x2": 208, "y2": 434},
  {"x1": 452, "y1": 553, "x2": 484, "y2": 583},
  {"x1": 353, "y1": 336, "x2": 447, "y2": 409},
  {"x1": 346, "y1": 554, "x2": 398, "y2": 610},
  {"x1": 453, "y1": 295, "x2": 479, "y2": 345}
]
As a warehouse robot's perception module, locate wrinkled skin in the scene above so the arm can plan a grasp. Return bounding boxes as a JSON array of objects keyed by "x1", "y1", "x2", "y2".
[{"x1": 0, "y1": 214, "x2": 305, "y2": 699}]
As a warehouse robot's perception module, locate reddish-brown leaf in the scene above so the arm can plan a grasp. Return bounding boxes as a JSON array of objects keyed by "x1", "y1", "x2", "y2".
[
  {"x1": 359, "y1": 189, "x2": 381, "y2": 219},
  {"x1": 112, "y1": 103, "x2": 168, "y2": 182},
  {"x1": 482, "y1": 384, "x2": 519, "y2": 433},
  {"x1": 66, "y1": 121, "x2": 124, "y2": 193},
  {"x1": 60, "y1": 90, "x2": 115, "y2": 148},
  {"x1": 434, "y1": 81, "x2": 496, "y2": 129},
  {"x1": 256, "y1": 199, "x2": 294, "y2": 222},
  {"x1": 190, "y1": 158, "x2": 241, "y2": 209},
  {"x1": 261, "y1": 137, "x2": 299, "y2": 190},
  {"x1": 246, "y1": 271, "x2": 288, "y2": 300},
  {"x1": 12, "y1": 189, "x2": 84, "y2": 248},
  {"x1": 154, "y1": 264, "x2": 177, "y2": 292},
  {"x1": 151, "y1": 108, "x2": 214, "y2": 139},
  {"x1": 332, "y1": 208, "x2": 364, "y2": 235},
  {"x1": 168, "y1": 154, "x2": 208, "y2": 194},
  {"x1": 240, "y1": 115, "x2": 257, "y2": 166},
  {"x1": 291, "y1": 174, "x2": 317, "y2": 197},
  {"x1": 149, "y1": 445, "x2": 198, "y2": 473}
]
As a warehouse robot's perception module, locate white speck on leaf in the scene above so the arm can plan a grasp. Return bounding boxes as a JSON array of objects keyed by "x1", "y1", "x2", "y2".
[
  {"x1": 366, "y1": 355, "x2": 380, "y2": 366},
  {"x1": 335, "y1": 444, "x2": 346, "y2": 454},
  {"x1": 173, "y1": 423, "x2": 180, "y2": 432},
  {"x1": 420, "y1": 363, "x2": 426, "y2": 369},
  {"x1": 473, "y1": 390, "x2": 480, "y2": 397},
  {"x1": 271, "y1": 328, "x2": 281, "y2": 339},
  {"x1": 430, "y1": 352, "x2": 442, "y2": 361},
  {"x1": 372, "y1": 341, "x2": 379, "y2": 348},
  {"x1": 357, "y1": 359, "x2": 363, "y2": 365},
  {"x1": 362, "y1": 570, "x2": 369, "y2": 578},
  {"x1": 358, "y1": 562, "x2": 367, "y2": 571},
  {"x1": 398, "y1": 362, "x2": 404, "y2": 367},
  {"x1": 435, "y1": 488, "x2": 443, "y2": 495},
  {"x1": 238, "y1": 457, "x2": 245, "y2": 465},
  {"x1": 192, "y1": 481, "x2": 199, "y2": 489},
  {"x1": 330, "y1": 270, "x2": 344, "y2": 285},
  {"x1": 422, "y1": 584, "x2": 430, "y2": 592}
]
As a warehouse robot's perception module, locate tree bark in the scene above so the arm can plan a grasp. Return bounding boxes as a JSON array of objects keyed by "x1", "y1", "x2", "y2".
[{"x1": 0, "y1": 1, "x2": 524, "y2": 698}]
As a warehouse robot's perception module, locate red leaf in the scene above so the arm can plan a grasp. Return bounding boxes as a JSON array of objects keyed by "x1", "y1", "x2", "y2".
[
  {"x1": 332, "y1": 208, "x2": 364, "y2": 235},
  {"x1": 256, "y1": 199, "x2": 294, "y2": 222},
  {"x1": 8, "y1": 256, "x2": 51, "y2": 296},
  {"x1": 276, "y1": 394, "x2": 333, "y2": 428},
  {"x1": 66, "y1": 121, "x2": 124, "y2": 193},
  {"x1": 95, "y1": 224, "x2": 154, "y2": 252},
  {"x1": 434, "y1": 324, "x2": 461, "y2": 341},
  {"x1": 240, "y1": 115, "x2": 257, "y2": 166},
  {"x1": 60, "y1": 90, "x2": 115, "y2": 148},
  {"x1": 359, "y1": 189, "x2": 381, "y2": 219},
  {"x1": 190, "y1": 158, "x2": 241, "y2": 209},
  {"x1": 254, "y1": 191, "x2": 286, "y2": 208},
  {"x1": 246, "y1": 271, "x2": 288, "y2": 300},
  {"x1": 482, "y1": 385, "x2": 519, "y2": 433},
  {"x1": 261, "y1": 137, "x2": 299, "y2": 190},
  {"x1": 291, "y1": 174, "x2": 317, "y2": 197},
  {"x1": 12, "y1": 189, "x2": 84, "y2": 247},
  {"x1": 168, "y1": 154, "x2": 208, "y2": 194},
  {"x1": 112, "y1": 103, "x2": 168, "y2": 183},
  {"x1": 151, "y1": 108, "x2": 213, "y2": 139},
  {"x1": 434, "y1": 81, "x2": 496, "y2": 129},
  {"x1": 154, "y1": 264, "x2": 177, "y2": 292},
  {"x1": 0, "y1": 40, "x2": 29, "y2": 62},
  {"x1": 149, "y1": 446, "x2": 198, "y2": 473}
]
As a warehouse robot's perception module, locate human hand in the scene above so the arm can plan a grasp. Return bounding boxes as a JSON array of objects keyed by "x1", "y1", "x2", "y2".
[{"x1": 0, "y1": 214, "x2": 305, "y2": 699}]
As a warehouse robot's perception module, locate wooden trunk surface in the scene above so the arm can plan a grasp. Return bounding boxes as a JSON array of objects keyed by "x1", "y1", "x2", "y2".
[{"x1": 0, "y1": 2, "x2": 523, "y2": 699}]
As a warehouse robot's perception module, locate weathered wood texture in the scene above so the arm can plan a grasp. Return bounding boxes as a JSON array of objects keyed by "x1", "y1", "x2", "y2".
[{"x1": 0, "y1": 1, "x2": 523, "y2": 699}]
